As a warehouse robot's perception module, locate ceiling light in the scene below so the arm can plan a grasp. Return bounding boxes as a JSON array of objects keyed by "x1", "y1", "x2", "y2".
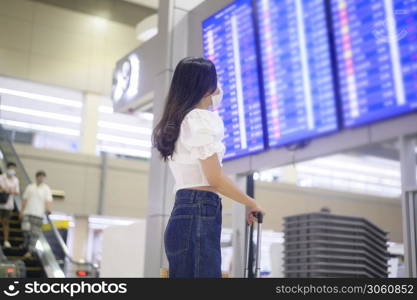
[
  {"x1": 97, "y1": 133, "x2": 151, "y2": 147},
  {"x1": 99, "y1": 106, "x2": 114, "y2": 114},
  {"x1": 97, "y1": 145, "x2": 151, "y2": 158},
  {"x1": 0, "y1": 119, "x2": 79, "y2": 136},
  {"x1": 0, "y1": 105, "x2": 81, "y2": 123},
  {"x1": 0, "y1": 87, "x2": 82, "y2": 108},
  {"x1": 135, "y1": 14, "x2": 158, "y2": 42},
  {"x1": 137, "y1": 27, "x2": 157, "y2": 41},
  {"x1": 140, "y1": 112, "x2": 154, "y2": 121},
  {"x1": 93, "y1": 17, "x2": 107, "y2": 28},
  {"x1": 98, "y1": 121, "x2": 151, "y2": 134}
]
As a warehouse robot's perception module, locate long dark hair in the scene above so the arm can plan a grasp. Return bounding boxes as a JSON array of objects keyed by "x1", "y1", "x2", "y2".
[{"x1": 152, "y1": 57, "x2": 217, "y2": 162}]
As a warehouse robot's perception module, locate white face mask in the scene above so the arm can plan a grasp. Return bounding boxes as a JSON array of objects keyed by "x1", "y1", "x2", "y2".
[
  {"x1": 211, "y1": 86, "x2": 223, "y2": 108},
  {"x1": 6, "y1": 169, "x2": 16, "y2": 177}
]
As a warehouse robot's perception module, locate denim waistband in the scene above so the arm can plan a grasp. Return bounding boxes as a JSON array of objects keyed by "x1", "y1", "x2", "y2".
[{"x1": 175, "y1": 188, "x2": 221, "y2": 204}]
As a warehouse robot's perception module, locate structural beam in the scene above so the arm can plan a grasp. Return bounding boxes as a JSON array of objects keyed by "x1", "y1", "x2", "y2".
[
  {"x1": 399, "y1": 135, "x2": 417, "y2": 277},
  {"x1": 143, "y1": 0, "x2": 190, "y2": 277}
]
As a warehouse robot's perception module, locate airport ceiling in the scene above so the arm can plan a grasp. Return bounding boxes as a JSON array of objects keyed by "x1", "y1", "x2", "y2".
[
  {"x1": 122, "y1": 0, "x2": 158, "y2": 9},
  {"x1": 28, "y1": 0, "x2": 157, "y2": 26}
]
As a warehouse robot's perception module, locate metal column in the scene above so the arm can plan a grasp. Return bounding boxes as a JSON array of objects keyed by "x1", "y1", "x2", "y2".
[
  {"x1": 143, "y1": 0, "x2": 190, "y2": 277},
  {"x1": 231, "y1": 174, "x2": 249, "y2": 277},
  {"x1": 399, "y1": 135, "x2": 417, "y2": 277},
  {"x1": 97, "y1": 151, "x2": 108, "y2": 215}
]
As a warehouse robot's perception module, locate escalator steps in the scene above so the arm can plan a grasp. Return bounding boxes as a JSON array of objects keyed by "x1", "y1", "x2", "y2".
[{"x1": 0, "y1": 208, "x2": 46, "y2": 278}]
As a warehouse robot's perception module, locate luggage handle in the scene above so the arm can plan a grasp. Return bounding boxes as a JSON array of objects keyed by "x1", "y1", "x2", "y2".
[
  {"x1": 244, "y1": 211, "x2": 263, "y2": 278},
  {"x1": 252, "y1": 211, "x2": 263, "y2": 224}
]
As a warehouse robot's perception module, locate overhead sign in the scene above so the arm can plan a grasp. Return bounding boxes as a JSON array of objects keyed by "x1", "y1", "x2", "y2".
[
  {"x1": 111, "y1": 36, "x2": 159, "y2": 113},
  {"x1": 112, "y1": 54, "x2": 140, "y2": 105}
]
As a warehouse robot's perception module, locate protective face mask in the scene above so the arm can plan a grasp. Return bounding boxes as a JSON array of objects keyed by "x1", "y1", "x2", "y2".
[
  {"x1": 211, "y1": 86, "x2": 223, "y2": 108},
  {"x1": 6, "y1": 169, "x2": 16, "y2": 177}
]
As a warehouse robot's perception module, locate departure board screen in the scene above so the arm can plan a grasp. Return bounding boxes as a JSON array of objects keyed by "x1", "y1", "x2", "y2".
[
  {"x1": 331, "y1": 0, "x2": 417, "y2": 128},
  {"x1": 202, "y1": 0, "x2": 266, "y2": 160},
  {"x1": 256, "y1": 0, "x2": 338, "y2": 147}
]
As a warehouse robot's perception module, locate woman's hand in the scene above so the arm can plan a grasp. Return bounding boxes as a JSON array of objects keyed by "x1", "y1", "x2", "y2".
[{"x1": 246, "y1": 203, "x2": 265, "y2": 225}]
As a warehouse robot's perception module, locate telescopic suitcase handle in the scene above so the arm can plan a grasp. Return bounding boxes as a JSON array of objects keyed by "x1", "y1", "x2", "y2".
[
  {"x1": 252, "y1": 211, "x2": 263, "y2": 223},
  {"x1": 244, "y1": 211, "x2": 264, "y2": 278}
]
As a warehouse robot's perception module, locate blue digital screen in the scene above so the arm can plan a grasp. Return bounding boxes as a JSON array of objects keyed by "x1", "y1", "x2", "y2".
[
  {"x1": 331, "y1": 0, "x2": 417, "y2": 128},
  {"x1": 256, "y1": 0, "x2": 339, "y2": 147},
  {"x1": 202, "y1": 0, "x2": 266, "y2": 160}
]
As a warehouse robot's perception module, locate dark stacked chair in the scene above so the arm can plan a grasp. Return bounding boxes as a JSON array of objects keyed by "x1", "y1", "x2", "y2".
[{"x1": 283, "y1": 210, "x2": 389, "y2": 278}]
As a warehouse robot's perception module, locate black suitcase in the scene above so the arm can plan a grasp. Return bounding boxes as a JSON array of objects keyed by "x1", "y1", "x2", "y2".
[{"x1": 244, "y1": 211, "x2": 263, "y2": 278}]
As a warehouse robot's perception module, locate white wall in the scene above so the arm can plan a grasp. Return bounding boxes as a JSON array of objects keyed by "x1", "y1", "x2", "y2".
[
  {"x1": 70, "y1": 215, "x2": 89, "y2": 262},
  {"x1": 100, "y1": 220, "x2": 146, "y2": 277},
  {"x1": 14, "y1": 143, "x2": 149, "y2": 217},
  {"x1": 0, "y1": 0, "x2": 140, "y2": 95}
]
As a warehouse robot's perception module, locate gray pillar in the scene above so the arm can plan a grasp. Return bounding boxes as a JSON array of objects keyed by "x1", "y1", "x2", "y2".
[
  {"x1": 97, "y1": 151, "x2": 108, "y2": 215},
  {"x1": 143, "y1": 0, "x2": 190, "y2": 277},
  {"x1": 399, "y1": 135, "x2": 417, "y2": 277},
  {"x1": 231, "y1": 174, "x2": 248, "y2": 277}
]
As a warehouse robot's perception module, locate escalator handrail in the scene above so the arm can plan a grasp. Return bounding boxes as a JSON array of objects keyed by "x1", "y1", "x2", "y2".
[
  {"x1": 45, "y1": 213, "x2": 99, "y2": 271},
  {"x1": 0, "y1": 123, "x2": 98, "y2": 276}
]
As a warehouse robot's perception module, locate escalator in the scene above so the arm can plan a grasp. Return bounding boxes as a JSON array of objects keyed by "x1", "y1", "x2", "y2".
[
  {"x1": 0, "y1": 124, "x2": 98, "y2": 278},
  {"x1": 0, "y1": 207, "x2": 46, "y2": 277}
]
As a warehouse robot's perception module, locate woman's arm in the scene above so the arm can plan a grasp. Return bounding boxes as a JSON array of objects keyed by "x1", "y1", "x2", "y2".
[
  {"x1": 199, "y1": 153, "x2": 264, "y2": 223},
  {"x1": 19, "y1": 197, "x2": 27, "y2": 218}
]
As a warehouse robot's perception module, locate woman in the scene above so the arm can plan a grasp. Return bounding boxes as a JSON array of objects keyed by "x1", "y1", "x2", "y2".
[
  {"x1": 0, "y1": 162, "x2": 19, "y2": 249},
  {"x1": 152, "y1": 57, "x2": 264, "y2": 278}
]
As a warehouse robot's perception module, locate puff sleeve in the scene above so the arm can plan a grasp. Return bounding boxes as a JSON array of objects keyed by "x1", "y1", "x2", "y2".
[{"x1": 180, "y1": 109, "x2": 225, "y2": 160}]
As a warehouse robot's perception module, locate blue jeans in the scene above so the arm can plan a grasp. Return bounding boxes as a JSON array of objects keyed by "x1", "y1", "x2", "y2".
[{"x1": 164, "y1": 188, "x2": 222, "y2": 278}]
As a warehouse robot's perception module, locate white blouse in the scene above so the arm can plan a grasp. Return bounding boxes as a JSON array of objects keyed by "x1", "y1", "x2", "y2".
[
  {"x1": 168, "y1": 108, "x2": 226, "y2": 193},
  {"x1": 0, "y1": 174, "x2": 20, "y2": 210}
]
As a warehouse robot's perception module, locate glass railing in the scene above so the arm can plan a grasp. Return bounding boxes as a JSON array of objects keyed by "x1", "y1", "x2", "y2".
[
  {"x1": 45, "y1": 213, "x2": 98, "y2": 277},
  {"x1": 0, "y1": 123, "x2": 98, "y2": 277}
]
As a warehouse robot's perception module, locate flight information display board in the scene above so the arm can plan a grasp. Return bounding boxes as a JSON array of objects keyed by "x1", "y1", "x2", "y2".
[
  {"x1": 202, "y1": 0, "x2": 266, "y2": 160},
  {"x1": 256, "y1": 0, "x2": 339, "y2": 147},
  {"x1": 331, "y1": 0, "x2": 417, "y2": 127}
]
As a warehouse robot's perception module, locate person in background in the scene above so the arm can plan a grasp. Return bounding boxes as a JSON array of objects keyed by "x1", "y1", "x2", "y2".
[
  {"x1": 0, "y1": 162, "x2": 20, "y2": 248},
  {"x1": 19, "y1": 170, "x2": 53, "y2": 259}
]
